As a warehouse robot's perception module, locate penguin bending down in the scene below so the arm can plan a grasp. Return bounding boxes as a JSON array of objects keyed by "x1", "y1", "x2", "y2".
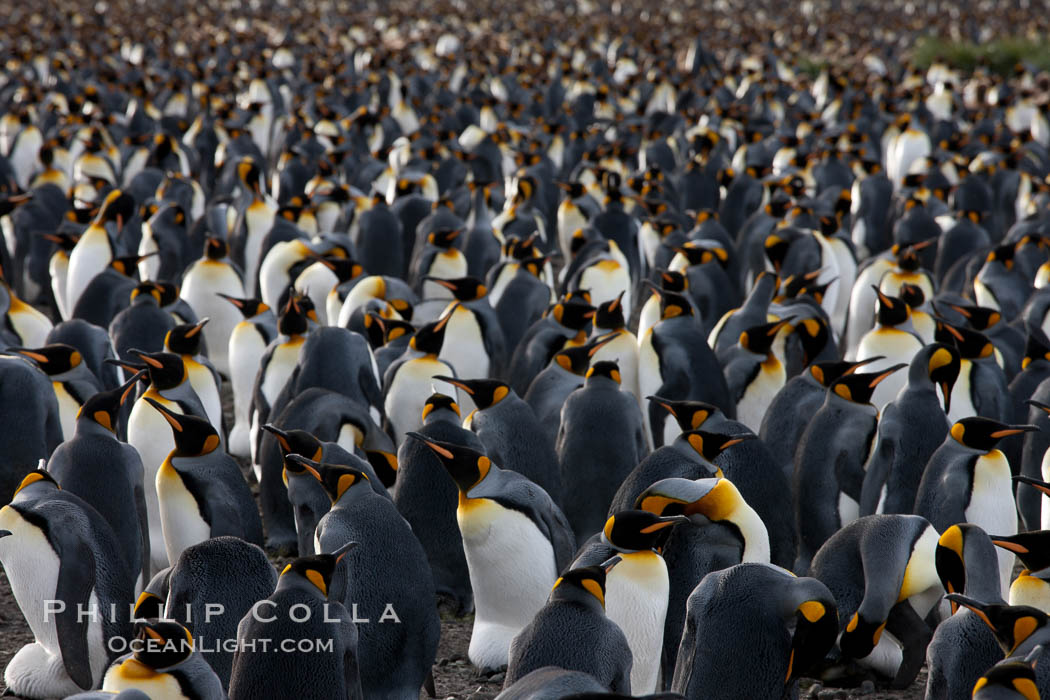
[
  {"x1": 504, "y1": 561, "x2": 633, "y2": 695},
  {"x1": 672, "y1": 563, "x2": 838, "y2": 700},
  {"x1": 101, "y1": 618, "x2": 225, "y2": 700},
  {"x1": 410, "y1": 435, "x2": 575, "y2": 672},
  {"x1": 808, "y1": 514, "x2": 942, "y2": 689},
  {"x1": 0, "y1": 471, "x2": 134, "y2": 697}
]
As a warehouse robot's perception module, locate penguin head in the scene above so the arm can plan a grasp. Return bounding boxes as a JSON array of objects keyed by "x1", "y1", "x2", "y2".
[
  {"x1": 421, "y1": 392, "x2": 460, "y2": 421},
  {"x1": 680, "y1": 429, "x2": 750, "y2": 463},
  {"x1": 130, "y1": 281, "x2": 163, "y2": 305},
  {"x1": 217, "y1": 294, "x2": 270, "y2": 320},
  {"x1": 646, "y1": 396, "x2": 719, "y2": 432},
  {"x1": 916, "y1": 343, "x2": 960, "y2": 413},
  {"x1": 972, "y1": 651, "x2": 1042, "y2": 700},
  {"x1": 263, "y1": 424, "x2": 323, "y2": 462},
  {"x1": 945, "y1": 594, "x2": 1049, "y2": 657},
  {"x1": 111, "y1": 252, "x2": 156, "y2": 277},
  {"x1": 635, "y1": 475, "x2": 747, "y2": 525},
  {"x1": 987, "y1": 244, "x2": 1016, "y2": 270},
  {"x1": 132, "y1": 350, "x2": 186, "y2": 390},
  {"x1": 1022, "y1": 329, "x2": 1050, "y2": 370},
  {"x1": 829, "y1": 364, "x2": 907, "y2": 405},
  {"x1": 424, "y1": 276, "x2": 487, "y2": 301},
  {"x1": 897, "y1": 283, "x2": 926, "y2": 311},
  {"x1": 550, "y1": 561, "x2": 617, "y2": 609},
  {"x1": 133, "y1": 590, "x2": 165, "y2": 620},
  {"x1": 236, "y1": 158, "x2": 263, "y2": 194},
  {"x1": 947, "y1": 302, "x2": 1002, "y2": 332},
  {"x1": 871, "y1": 286, "x2": 909, "y2": 327},
  {"x1": 552, "y1": 333, "x2": 616, "y2": 375},
  {"x1": 164, "y1": 318, "x2": 209, "y2": 356},
  {"x1": 12, "y1": 468, "x2": 59, "y2": 498},
  {"x1": 409, "y1": 313, "x2": 453, "y2": 355},
  {"x1": 653, "y1": 288, "x2": 693, "y2": 320},
  {"x1": 936, "y1": 523, "x2": 1004, "y2": 610},
  {"x1": 586, "y1": 360, "x2": 621, "y2": 385},
  {"x1": 277, "y1": 292, "x2": 318, "y2": 335},
  {"x1": 314, "y1": 256, "x2": 364, "y2": 284},
  {"x1": 204, "y1": 237, "x2": 229, "y2": 260},
  {"x1": 279, "y1": 541, "x2": 358, "y2": 598},
  {"x1": 406, "y1": 433, "x2": 491, "y2": 493},
  {"x1": 427, "y1": 227, "x2": 461, "y2": 249},
  {"x1": 593, "y1": 292, "x2": 626, "y2": 330},
  {"x1": 808, "y1": 357, "x2": 881, "y2": 388},
  {"x1": 601, "y1": 510, "x2": 690, "y2": 553},
  {"x1": 949, "y1": 417, "x2": 1037, "y2": 453},
  {"x1": 550, "y1": 299, "x2": 596, "y2": 331},
  {"x1": 655, "y1": 270, "x2": 688, "y2": 292},
  {"x1": 96, "y1": 188, "x2": 135, "y2": 229},
  {"x1": 8, "y1": 343, "x2": 84, "y2": 376},
  {"x1": 793, "y1": 316, "x2": 831, "y2": 367},
  {"x1": 128, "y1": 619, "x2": 194, "y2": 671},
  {"x1": 934, "y1": 320, "x2": 996, "y2": 360},
  {"x1": 299, "y1": 458, "x2": 371, "y2": 503},
  {"x1": 144, "y1": 398, "x2": 220, "y2": 456},
  {"x1": 673, "y1": 240, "x2": 730, "y2": 268},
  {"x1": 77, "y1": 371, "x2": 144, "y2": 432},
  {"x1": 839, "y1": 608, "x2": 890, "y2": 662},
  {"x1": 739, "y1": 317, "x2": 793, "y2": 356},
  {"x1": 990, "y1": 530, "x2": 1050, "y2": 578},
  {"x1": 432, "y1": 377, "x2": 510, "y2": 410}
]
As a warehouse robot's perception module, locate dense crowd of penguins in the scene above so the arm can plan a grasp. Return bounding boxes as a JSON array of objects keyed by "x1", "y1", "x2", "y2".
[{"x1": 6, "y1": 0, "x2": 1050, "y2": 698}]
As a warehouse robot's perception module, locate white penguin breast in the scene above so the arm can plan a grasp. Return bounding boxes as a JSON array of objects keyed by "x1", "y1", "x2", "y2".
[
  {"x1": 1041, "y1": 448, "x2": 1050, "y2": 530},
  {"x1": 736, "y1": 358, "x2": 785, "y2": 432},
  {"x1": 947, "y1": 360, "x2": 977, "y2": 424},
  {"x1": 422, "y1": 251, "x2": 468, "y2": 299},
  {"x1": 156, "y1": 459, "x2": 211, "y2": 566},
  {"x1": 180, "y1": 261, "x2": 246, "y2": 374},
  {"x1": 438, "y1": 307, "x2": 489, "y2": 380},
  {"x1": 966, "y1": 450, "x2": 1017, "y2": 596},
  {"x1": 384, "y1": 357, "x2": 458, "y2": 443},
  {"x1": 128, "y1": 393, "x2": 181, "y2": 570},
  {"x1": 0, "y1": 507, "x2": 62, "y2": 651},
  {"x1": 65, "y1": 228, "x2": 112, "y2": 312},
  {"x1": 294, "y1": 263, "x2": 338, "y2": 326},
  {"x1": 53, "y1": 382, "x2": 81, "y2": 441},
  {"x1": 7, "y1": 298, "x2": 52, "y2": 348},
  {"x1": 103, "y1": 662, "x2": 186, "y2": 698},
  {"x1": 578, "y1": 261, "x2": 631, "y2": 316},
  {"x1": 605, "y1": 551, "x2": 669, "y2": 694},
  {"x1": 185, "y1": 360, "x2": 222, "y2": 429},
  {"x1": 591, "y1": 331, "x2": 640, "y2": 401},
  {"x1": 261, "y1": 338, "x2": 305, "y2": 406}
]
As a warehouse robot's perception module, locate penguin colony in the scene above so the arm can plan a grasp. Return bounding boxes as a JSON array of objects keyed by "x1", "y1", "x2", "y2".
[{"x1": 5, "y1": 0, "x2": 1050, "y2": 698}]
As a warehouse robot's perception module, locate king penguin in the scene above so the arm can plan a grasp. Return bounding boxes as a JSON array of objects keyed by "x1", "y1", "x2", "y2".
[
  {"x1": 504, "y1": 561, "x2": 632, "y2": 695},
  {"x1": 163, "y1": 319, "x2": 223, "y2": 432},
  {"x1": 0, "y1": 470, "x2": 134, "y2": 697},
  {"x1": 915, "y1": 417, "x2": 1038, "y2": 596},
  {"x1": 101, "y1": 618, "x2": 224, "y2": 700},
  {"x1": 9, "y1": 343, "x2": 103, "y2": 441},
  {"x1": 65, "y1": 189, "x2": 134, "y2": 315},
  {"x1": 147, "y1": 397, "x2": 263, "y2": 564},
  {"x1": 220, "y1": 294, "x2": 275, "y2": 458},
  {"x1": 178, "y1": 237, "x2": 246, "y2": 377},
  {"x1": 717, "y1": 317, "x2": 794, "y2": 431},
  {"x1": 408, "y1": 435, "x2": 575, "y2": 672}
]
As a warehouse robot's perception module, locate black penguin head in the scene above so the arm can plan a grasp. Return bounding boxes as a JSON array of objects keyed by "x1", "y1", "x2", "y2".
[
  {"x1": 130, "y1": 281, "x2": 163, "y2": 305},
  {"x1": 1023, "y1": 328, "x2": 1050, "y2": 370},
  {"x1": 217, "y1": 294, "x2": 270, "y2": 320},
  {"x1": 277, "y1": 292, "x2": 317, "y2": 336},
  {"x1": 829, "y1": 364, "x2": 907, "y2": 405},
  {"x1": 96, "y1": 189, "x2": 135, "y2": 228},
  {"x1": 738, "y1": 317, "x2": 793, "y2": 356},
  {"x1": 164, "y1": 318, "x2": 208, "y2": 355},
  {"x1": 363, "y1": 448, "x2": 398, "y2": 489},
  {"x1": 990, "y1": 531, "x2": 1050, "y2": 576},
  {"x1": 655, "y1": 270, "x2": 688, "y2": 293},
  {"x1": 111, "y1": 252, "x2": 155, "y2": 276},
  {"x1": 872, "y1": 286, "x2": 909, "y2": 327},
  {"x1": 552, "y1": 333, "x2": 616, "y2": 375},
  {"x1": 144, "y1": 398, "x2": 220, "y2": 457},
  {"x1": 155, "y1": 282, "x2": 181, "y2": 308},
  {"x1": 132, "y1": 350, "x2": 187, "y2": 390},
  {"x1": 593, "y1": 293, "x2": 626, "y2": 330},
  {"x1": 655, "y1": 289, "x2": 694, "y2": 320},
  {"x1": 432, "y1": 377, "x2": 510, "y2": 410},
  {"x1": 424, "y1": 276, "x2": 487, "y2": 301},
  {"x1": 808, "y1": 357, "x2": 880, "y2": 388},
  {"x1": 132, "y1": 591, "x2": 165, "y2": 620},
  {"x1": 362, "y1": 313, "x2": 413, "y2": 349},
  {"x1": 421, "y1": 392, "x2": 460, "y2": 421},
  {"x1": 316, "y1": 257, "x2": 365, "y2": 284},
  {"x1": 550, "y1": 299, "x2": 596, "y2": 331},
  {"x1": 304, "y1": 459, "x2": 372, "y2": 503},
  {"x1": 934, "y1": 320, "x2": 996, "y2": 360},
  {"x1": 680, "y1": 429, "x2": 749, "y2": 462},
  {"x1": 427, "y1": 228, "x2": 461, "y2": 248},
  {"x1": 673, "y1": 241, "x2": 729, "y2": 268},
  {"x1": 919, "y1": 343, "x2": 960, "y2": 413},
  {"x1": 550, "y1": 563, "x2": 615, "y2": 608},
  {"x1": 406, "y1": 433, "x2": 491, "y2": 493},
  {"x1": 204, "y1": 237, "x2": 228, "y2": 260},
  {"x1": 236, "y1": 158, "x2": 263, "y2": 193},
  {"x1": 646, "y1": 396, "x2": 718, "y2": 432},
  {"x1": 987, "y1": 244, "x2": 1016, "y2": 269},
  {"x1": 935, "y1": 524, "x2": 979, "y2": 609},
  {"x1": 78, "y1": 371, "x2": 144, "y2": 432},
  {"x1": 12, "y1": 469, "x2": 60, "y2": 498},
  {"x1": 586, "y1": 360, "x2": 621, "y2": 385},
  {"x1": 558, "y1": 181, "x2": 588, "y2": 199},
  {"x1": 601, "y1": 510, "x2": 689, "y2": 552},
  {"x1": 130, "y1": 619, "x2": 194, "y2": 670},
  {"x1": 947, "y1": 302, "x2": 1002, "y2": 332},
  {"x1": 409, "y1": 313, "x2": 452, "y2": 355},
  {"x1": 972, "y1": 653, "x2": 1041, "y2": 699},
  {"x1": 839, "y1": 609, "x2": 890, "y2": 662},
  {"x1": 279, "y1": 541, "x2": 358, "y2": 598},
  {"x1": 897, "y1": 283, "x2": 926, "y2": 310},
  {"x1": 945, "y1": 594, "x2": 1049, "y2": 657},
  {"x1": 9, "y1": 344, "x2": 84, "y2": 376},
  {"x1": 949, "y1": 417, "x2": 1037, "y2": 453},
  {"x1": 794, "y1": 316, "x2": 831, "y2": 366},
  {"x1": 263, "y1": 424, "x2": 323, "y2": 462}
]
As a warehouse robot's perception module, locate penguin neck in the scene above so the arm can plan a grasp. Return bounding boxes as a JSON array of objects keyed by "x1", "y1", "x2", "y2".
[
  {"x1": 583, "y1": 375, "x2": 619, "y2": 391},
  {"x1": 276, "y1": 572, "x2": 327, "y2": 599},
  {"x1": 724, "y1": 504, "x2": 771, "y2": 563},
  {"x1": 331, "y1": 483, "x2": 372, "y2": 510},
  {"x1": 550, "y1": 585, "x2": 606, "y2": 612},
  {"x1": 74, "y1": 415, "x2": 116, "y2": 439},
  {"x1": 963, "y1": 546, "x2": 1007, "y2": 602},
  {"x1": 422, "y1": 408, "x2": 461, "y2": 426}
]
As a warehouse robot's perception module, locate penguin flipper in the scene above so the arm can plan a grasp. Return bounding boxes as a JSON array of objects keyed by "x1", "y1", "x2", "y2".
[
  {"x1": 134, "y1": 479, "x2": 152, "y2": 585},
  {"x1": 885, "y1": 600, "x2": 933, "y2": 689},
  {"x1": 54, "y1": 533, "x2": 99, "y2": 690},
  {"x1": 423, "y1": 669, "x2": 436, "y2": 698},
  {"x1": 859, "y1": 418, "x2": 899, "y2": 516}
]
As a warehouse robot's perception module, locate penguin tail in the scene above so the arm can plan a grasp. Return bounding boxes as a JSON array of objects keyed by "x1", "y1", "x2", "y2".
[{"x1": 424, "y1": 669, "x2": 437, "y2": 698}]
